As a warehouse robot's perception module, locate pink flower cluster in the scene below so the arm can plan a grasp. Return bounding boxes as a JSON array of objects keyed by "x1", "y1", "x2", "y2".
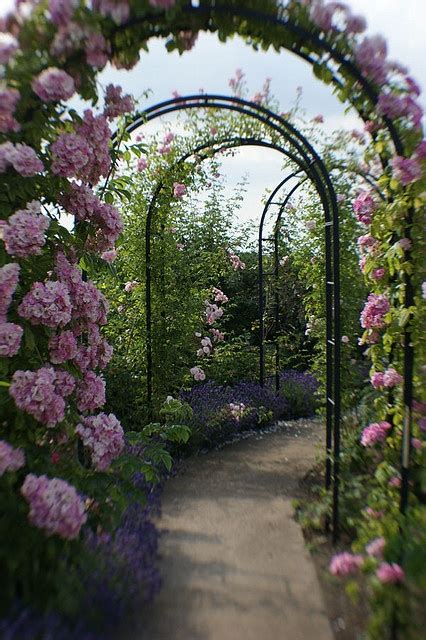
[
  {"x1": 190, "y1": 366, "x2": 205, "y2": 381},
  {"x1": 377, "y1": 92, "x2": 422, "y2": 128},
  {"x1": 61, "y1": 182, "x2": 123, "y2": 252},
  {"x1": 76, "y1": 412, "x2": 124, "y2": 471},
  {"x1": 173, "y1": 182, "x2": 186, "y2": 198},
  {"x1": 0, "y1": 440, "x2": 25, "y2": 476},
  {"x1": 137, "y1": 157, "x2": 148, "y2": 171},
  {"x1": 355, "y1": 35, "x2": 388, "y2": 85},
  {"x1": 149, "y1": 0, "x2": 176, "y2": 7},
  {"x1": 353, "y1": 191, "x2": 377, "y2": 225},
  {"x1": 357, "y1": 234, "x2": 379, "y2": 255},
  {"x1": 0, "y1": 262, "x2": 20, "y2": 321},
  {"x1": 0, "y1": 33, "x2": 18, "y2": 65},
  {"x1": 329, "y1": 552, "x2": 363, "y2": 577},
  {"x1": 73, "y1": 323, "x2": 113, "y2": 372},
  {"x1": 229, "y1": 402, "x2": 246, "y2": 422},
  {"x1": 76, "y1": 371, "x2": 106, "y2": 412},
  {"x1": 197, "y1": 336, "x2": 213, "y2": 357},
  {"x1": 210, "y1": 328, "x2": 225, "y2": 342},
  {"x1": 360, "y1": 294, "x2": 390, "y2": 329},
  {"x1": 103, "y1": 83, "x2": 134, "y2": 119},
  {"x1": 18, "y1": 280, "x2": 72, "y2": 328},
  {"x1": 205, "y1": 302, "x2": 224, "y2": 325},
  {"x1": 0, "y1": 87, "x2": 20, "y2": 133},
  {"x1": 309, "y1": 1, "x2": 366, "y2": 35},
  {"x1": 371, "y1": 368, "x2": 403, "y2": 389},
  {"x1": 48, "y1": 330, "x2": 78, "y2": 364},
  {"x1": 391, "y1": 156, "x2": 422, "y2": 185},
  {"x1": 10, "y1": 366, "x2": 75, "y2": 427},
  {"x1": 51, "y1": 110, "x2": 111, "y2": 185},
  {"x1": 0, "y1": 141, "x2": 44, "y2": 176},
  {"x1": 124, "y1": 280, "x2": 138, "y2": 293},
  {"x1": 228, "y1": 249, "x2": 246, "y2": 270},
  {"x1": 213, "y1": 287, "x2": 229, "y2": 303},
  {"x1": 360, "y1": 421, "x2": 391, "y2": 447},
  {"x1": 21, "y1": 474, "x2": 87, "y2": 540},
  {"x1": 376, "y1": 562, "x2": 404, "y2": 584},
  {"x1": 92, "y1": 0, "x2": 130, "y2": 25},
  {"x1": 366, "y1": 537, "x2": 385, "y2": 558},
  {"x1": 49, "y1": 0, "x2": 79, "y2": 26},
  {"x1": 0, "y1": 322, "x2": 23, "y2": 357},
  {"x1": 32, "y1": 67, "x2": 75, "y2": 102},
  {"x1": 55, "y1": 252, "x2": 109, "y2": 328},
  {"x1": 2, "y1": 202, "x2": 50, "y2": 258}
]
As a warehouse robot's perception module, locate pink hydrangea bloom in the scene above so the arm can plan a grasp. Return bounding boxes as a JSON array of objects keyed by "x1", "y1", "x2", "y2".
[
  {"x1": 2, "y1": 204, "x2": 50, "y2": 257},
  {"x1": 8, "y1": 144, "x2": 44, "y2": 177},
  {"x1": 0, "y1": 322, "x2": 23, "y2": 357},
  {"x1": 76, "y1": 412, "x2": 124, "y2": 471},
  {"x1": 0, "y1": 440, "x2": 25, "y2": 476},
  {"x1": 32, "y1": 68, "x2": 75, "y2": 102},
  {"x1": 353, "y1": 191, "x2": 376, "y2": 225},
  {"x1": 18, "y1": 280, "x2": 72, "y2": 328},
  {"x1": 366, "y1": 537, "x2": 385, "y2": 558},
  {"x1": 329, "y1": 552, "x2": 363, "y2": 577},
  {"x1": 49, "y1": 330, "x2": 78, "y2": 364},
  {"x1": 76, "y1": 371, "x2": 106, "y2": 412},
  {"x1": 21, "y1": 474, "x2": 87, "y2": 540},
  {"x1": 392, "y1": 156, "x2": 422, "y2": 185},
  {"x1": 376, "y1": 562, "x2": 404, "y2": 584},
  {"x1": 173, "y1": 182, "x2": 187, "y2": 198},
  {"x1": 10, "y1": 367, "x2": 71, "y2": 427},
  {"x1": 0, "y1": 87, "x2": 20, "y2": 133},
  {"x1": 0, "y1": 262, "x2": 20, "y2": 322},
  {"x1": 103, "y1": 83, "x2": 134, "y2": 119},
  {"x1": 190, "y1": 366, "x2": 206, "y2": 381},
  {"x1": 361, "y1": 421, "x2": 391, "y2": 447},
  {"x1": 51, "y1": 132, "x2": 91, "y2": 178},
  {"x1": 92, "y1": 0, "x2": 130, "y2": 24},
  {"x1": 360, "y1": 294, "x2": 390, "y2": 329}
]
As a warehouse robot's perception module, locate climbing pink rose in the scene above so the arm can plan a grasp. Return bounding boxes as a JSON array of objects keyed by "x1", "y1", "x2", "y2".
[
  {"x1": 330, "y1": 552, "x2": 363, "y2": 576},
  {"x1": 361, "y1": 421, "x2": 391, "y2": 447},
  {"x1": 32, "y1": 68, "x2": 75, "y2": 102},
  {"x1": 21, "y1": 474, "x2": 87, "y2": 540},
  {"x1": 353, "y1": 191, "x2": 376, "y2": 225},
  {"x1": 173, "y1": 182, "x2": 187, "y2": 198},
  {"x1": 360, "y1": 294, "x2": 390, "y2": 329},
  {"x1": 76, "y1": 413, "x2": 124, "y2": 471},
  {"x1": 392, "y1": 156, "x2": 422, "y2": 185},
  {"x1": 376, "y1": 562, "x2": 404, "y2": 584},
  {"x1": 0, "y1": 322, "x2": 23, "y2": 357},
  {"x1": 366, "y1": 537, "x2": 385, "y2": 558},
  {"x1": 8, "y1": 144, "x2": 44, "y2": 177},
  {"x1": 0, "y1": 440, "x2": 25, "y2": 476}
]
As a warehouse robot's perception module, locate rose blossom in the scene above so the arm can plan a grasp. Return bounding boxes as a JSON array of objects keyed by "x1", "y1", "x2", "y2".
[
  {"x1": 32, "y1": 67, "x2": 75, "y2": 102},
  {"x1": 353, "y1": 191, "x2": 377, "y2": 225},
  {"x1": 18, "y1": 281, "x2": 72, "y2": 328},
  {"x1": 137, "y1": 157, "x2": 148, "y2": 171},
  {"x1": 10, "y1": 367, "x2": 72, "y2": 427},
  {"x1": 0, "y1": 87, "x2": 20, "y2": 133},
  {"x1": 76, "y1": 413, "x2": 124, "y2": 471},
  {"x1": 48, "y1": 330, "x2": 78, "y2": 364},
  {"x1": 190, "y1": 366, "x2": 206, "y2": 381},
  {"x1": 2, "y1": 204, "x2": 50, "y2": 257},
  {"x1": 361, "y1": 421, "x2": 391, "y2": 447},
  {"x1": 0, "y1": 440, "x2": 25, "y2": 476},
  {"x1": 392, "y1": 156, "x2": 422, "y2": 185},
  {"x1": 382, "y1": 368, "x2": 403, "y2": 388},
  {"x1": 0, "y1": 322, "x2": 23, "y2": 357},
  {"x1": 376, "y1": 562, "x2": 404, "y2": 584},
  {"x1": 103, "y1": 83, "x2": 134, "y2": 119},
  {"x1": 0, "y1": 262, "x2": 20, "y2": 322},
  {"x1": 360, "y1": 294, "x2": 390, "y2": 329},
  {"x1": 366, "y1": 537, "x2": 385, "y2": 558},
  {"x1": 21, "y1": 474, "x2": 87, "y2": 540},
  {"x1": 329, "y1": 552, "x2": 363, "y2": 577},
  {"x1": 173, "y1": 182, "x2": 186, "y2": 198},
  {"x1": 76, "y1": 371, "x2": 106, "y2": 412},
  {"x1": 8, "y1": 143, "x2": 44, "y2": 177}
]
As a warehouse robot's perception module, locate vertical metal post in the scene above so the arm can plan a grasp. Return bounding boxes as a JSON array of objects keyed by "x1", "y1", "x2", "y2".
[{"x1": 331, "y1": 192, "x2": 341, "y2": 544}]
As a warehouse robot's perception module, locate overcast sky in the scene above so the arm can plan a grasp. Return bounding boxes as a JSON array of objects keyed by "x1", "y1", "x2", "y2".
[{"x1": 2, "y1": 0, "x2": 425, "y2": 227}]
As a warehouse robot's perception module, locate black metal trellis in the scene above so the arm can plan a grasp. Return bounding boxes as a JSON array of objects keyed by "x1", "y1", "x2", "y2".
[
  {"x1": 112, "y1": 1, "x2": 414, "y2": 532},
  {"x1": 121, "y1": 94, "x2": 342, "y2": 540}
]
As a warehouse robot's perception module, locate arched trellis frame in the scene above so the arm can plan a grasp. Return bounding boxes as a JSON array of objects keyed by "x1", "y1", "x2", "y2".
[
  {"x1": 111, "y1": 0, "x2": 417, "y2": 521},
  {"x1": 115, "y1": 94, "x2": 343, "y2": 538}
]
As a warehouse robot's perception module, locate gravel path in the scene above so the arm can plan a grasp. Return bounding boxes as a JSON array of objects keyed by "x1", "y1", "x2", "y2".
[{"x1": 122, "y1": 419, "x2": 333, "y2": 640}]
